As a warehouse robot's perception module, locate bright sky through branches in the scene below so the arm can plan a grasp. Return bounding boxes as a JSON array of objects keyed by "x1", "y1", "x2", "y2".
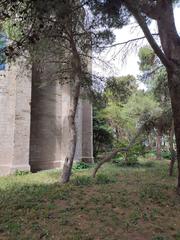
[{"x1": 92, "y1": 7, "x2": 180, "y2": 80}]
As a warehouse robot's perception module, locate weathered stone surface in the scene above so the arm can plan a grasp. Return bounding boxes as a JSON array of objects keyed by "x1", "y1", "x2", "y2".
[
  {"x1": 0, "y1": 66, "x2": 16, "y2": 175},
  {"x1": 81, "y1": 99, "x2": 94, "y2": 163},
  {"x1": 0, "y1": 61, "x2": 31, "y2": 176},
  {"x1": 29, "y1": 64, "x2": 63, "y2": 171},
  {"x1": 0, "y1": 59, "x2": 93, "y2": 175}
]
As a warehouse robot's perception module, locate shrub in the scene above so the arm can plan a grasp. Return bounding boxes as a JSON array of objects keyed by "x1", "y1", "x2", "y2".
[
  {"x1": 73, "y1": 162, "x2": 92, "y2": 170},
  {"x1": 143, "y1": 161, "x2": 155, "y2": 168},
  {"x1": 113, "y1": 155, "x2": 139, "y2": 167},
  {"x1": 125, "y1": 155, "x2": 139, "y2": 166},
  {"x1": 145, "y1": 151, "x2": 156, "y2": 158},
  {"x1": 161, "y1": 151, "x2": 171, "y2": 160}
]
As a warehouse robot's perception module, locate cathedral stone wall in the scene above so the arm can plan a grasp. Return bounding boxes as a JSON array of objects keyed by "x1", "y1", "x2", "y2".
[
  {"x1": 0, "y1": 61, "x2": 31, "y2": 176},
  {"x1": 0, "y1": 59, "x2": 93, "y2": 176},
  {"x1": 29, "y1": 64, "x2": 63, "y2": 171}
]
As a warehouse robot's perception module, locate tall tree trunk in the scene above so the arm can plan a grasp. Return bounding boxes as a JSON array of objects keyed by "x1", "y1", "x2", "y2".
[
  {"x1": 156, "y1": 0, "x2": 180, "y2": 193},
  {"x1": 169, "y1": 120, "x2": 176, "y2": 176},
  {"x1": 148, "y1": 134, "x2": 153, "y2": 151},
  {"x1": 61, "y1": 78, "x2": 81, "y2": 183},
  {"x1": 61, "y1": 34, "x2": 83, "y2": 183},
  {"x1": 124, "y1": 0, "x2": 180, "y2": 193},
  {"x1": 156, "y1": 129, "x2": 162, "y2": 160},
  {"x1": 168, "y1": 70, "x2": 180, "y2": 192}
]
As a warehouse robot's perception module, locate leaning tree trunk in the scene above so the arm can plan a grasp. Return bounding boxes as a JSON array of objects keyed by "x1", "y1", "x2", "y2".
[{"x1": 169, "y1": 120, "x2": 176, "y2": 176}]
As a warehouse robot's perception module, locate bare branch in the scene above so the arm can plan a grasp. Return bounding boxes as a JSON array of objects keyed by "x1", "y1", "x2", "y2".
[{"x1": 100, "y1": 33, "x2": 159, "y2": 49}]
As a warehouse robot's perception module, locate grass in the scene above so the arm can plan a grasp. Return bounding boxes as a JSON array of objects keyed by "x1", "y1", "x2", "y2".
[{"x1": 0, "y1": 159, "x2": 180, "y2": 240}]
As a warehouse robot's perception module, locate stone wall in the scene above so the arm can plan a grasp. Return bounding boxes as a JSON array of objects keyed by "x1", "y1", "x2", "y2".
[
  {"x1": 0, "y1": 58, "x2": 93, "y2": 175},
  {"x1": 0, "y1": 61, "x2": 31, "y2": 176},
  {"x1": 29, "y1": 64, "x2": 63, "y2": 171}
]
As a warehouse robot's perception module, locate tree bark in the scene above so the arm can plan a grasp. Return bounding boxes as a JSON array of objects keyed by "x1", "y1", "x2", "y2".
[
  {"x1": 148, "y1": 134, "x2": 153, "y2": 151},
  {"x1": 156, "y1": 129, "x2": 162, "y2": 160},
  {"x1": 61, "y1": 77, "x2": 81, "y2": 183},
  {"x1": 61, "y1": 34, "x2": 83, "y2": 183},
  {"x1": 154, "y1": 0, "x2": 180, "y2": 193},
  {"x1": 168, "y1": 70, "x2": 180, "y2": 193},
  {"x1": 124, "y1": 0, "x2": 180, "y2": 193},
  {"x1": 169, "y1": 120, "x2": 176, "y2": 176}
]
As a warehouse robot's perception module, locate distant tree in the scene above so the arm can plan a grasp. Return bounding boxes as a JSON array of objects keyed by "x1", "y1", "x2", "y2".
[
  {"x1": 139, "y1": 45, "x2": 176, "y2": 171},
  {"x1": 93, "y1": 108, "x2": 113, "y2": 158},
  {"x1": 92, "y1": 76, "x2": 161, "y2": 176},
  {"x1": 105, "y1": 75, "x2": 137, "y2": 103},
  {"x1": 101, "y1": 75, "x2": 138, "y2": 141},
  {"x1": 138, "y1": 46, "x2": 156, "y2": 72}
]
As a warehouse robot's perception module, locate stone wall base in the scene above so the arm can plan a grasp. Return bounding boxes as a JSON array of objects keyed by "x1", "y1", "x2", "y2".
[
  {"x1": 81, "y1": 157, "x2": 94, "y2": 164},
  {"x1": 30, "y1": 160, "x2": 62, "y2": 172},
  {"x1": 0, "y1": 164, "x2": 30, "y2": 176}
]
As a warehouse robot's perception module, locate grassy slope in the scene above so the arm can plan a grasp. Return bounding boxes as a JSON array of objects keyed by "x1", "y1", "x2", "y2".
[{"x1": 0, "y1": 160, "x2": 180, "y2": 240}]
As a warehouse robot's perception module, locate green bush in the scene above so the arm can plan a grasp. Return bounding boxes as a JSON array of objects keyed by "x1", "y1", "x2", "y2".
[
  {"x1": 145, "y1": 151, "x2": 156, "y2": 158},
  {"x1": 73, "y1": 162, "x2": 92, "y2": 170},
  {"x1": 161, "y1": 151, "x2": 171, "y2": 159},
  {"x1": 125, "y1": 155, "x2": 139, "y2": 166},
  {"x1": 112, "y1": 141, "x2": 145, "y2": 167},
  {"x1": 112, "y1": 156, "x2": 124, "y2": 164},
  {"x1": 113, "y1": 154, "x2": 139, "y2": 167},
  {"x1": 130, "y1": 143, "x2": 146, "y2": 156}
]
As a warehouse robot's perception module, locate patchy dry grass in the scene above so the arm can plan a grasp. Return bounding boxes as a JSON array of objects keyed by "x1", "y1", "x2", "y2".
[{"x1": 0, "y1": 159, "x2": 180, "y2": 240}]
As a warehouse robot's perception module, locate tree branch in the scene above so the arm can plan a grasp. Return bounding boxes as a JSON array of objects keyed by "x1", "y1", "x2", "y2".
[
  {"x1": 123, "y1": 0, "x2": 171, "y2": 69},
  {"x1": 99, "y1": 33, "x2": 159, "y2": 49}
]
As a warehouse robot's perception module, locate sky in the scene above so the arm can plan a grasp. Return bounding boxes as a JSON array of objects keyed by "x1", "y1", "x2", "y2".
[{"x1": 92, "y1": 7, "x2": 180, "y2": 81}]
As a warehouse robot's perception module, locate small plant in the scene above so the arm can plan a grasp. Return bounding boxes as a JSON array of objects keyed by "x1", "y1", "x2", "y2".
[
  {"x1": 112, "y1": 155, "x2": 139, "y2": 167},
  {"x1": 140, "y1": 184, "x2": 168, "y2": 203},
  {"x1": 73, "y1": 162, "x2": 92, "y2": 170},
  {"x1": 129, "y1": 209, "x2": 141, "y2": 224},
  {"x1": 145, "y1": 151, "x2": 156, "y2": 159},
  {"x1": 175, "y1": 231, "x2": 180, "y2": 240},
  {"x1": 125, "y1": 154, "x2": 139, "y2": 166},
  {"x1": 112, "y1": 157, "x2": 124, "y2": 164},
  {"x1": 15, "y1": 170, "x2": 30, "y2": 176},
  {"x1": 152, "y1": 235, "x2": 169, "y2": 240},
  {"x1": 95, "y1": 173, "x2": 116, "y2": 184},
  {"x1": 72, "y1": 175, "x2": 92, "y2": 186},
  {"x1": 143, "y1": 161, "x2": 155, "y2": 168}
]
